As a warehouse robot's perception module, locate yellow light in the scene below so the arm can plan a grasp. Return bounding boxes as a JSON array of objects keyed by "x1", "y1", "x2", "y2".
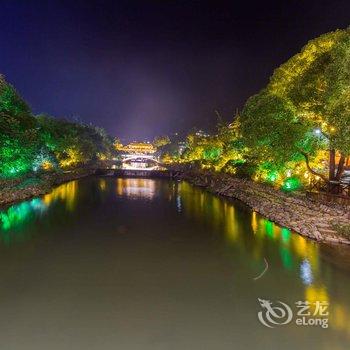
[
  {"x1": 118, "y1": 142, "x2": 156, "y2": 154},
  {"x1": 42, "y1": 161, "x2": 53, "y2": 170},
  {"x1": 99, "y1": 179, "x2": 106, "y2": 191},
  {"x1": 43, "y1": 181, "x2": 78, "y2": 211},
  {"x1": 98, "y1": 153, "x2": 107, "y2": 161},
  {"x1": 305, "y1": 285, "x2": 329, "y2": 306},
  {"x1": 251, "y1": 211, "x2": 258, "y2": 233}
]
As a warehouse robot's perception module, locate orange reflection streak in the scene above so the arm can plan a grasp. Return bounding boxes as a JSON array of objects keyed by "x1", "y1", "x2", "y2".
[
  {"x1": 225, "y1": 205, "x2": 238, "y2": 242},
  {"x1": 43, "y1": 181, "x2": 78, "y2": 211},
  {"x1": 251, "y1": 211, "x2": 258, "y2": 233},
  {"x1": 99, "y1": 178, "x2": 106, "y2": 191}
]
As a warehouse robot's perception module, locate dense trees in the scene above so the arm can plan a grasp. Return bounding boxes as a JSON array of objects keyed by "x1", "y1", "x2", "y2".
[
  {"x1": 0, "y1": 75, "x2": 40, "y2": 177},
  {"x1": 0, "y1": 75, "x2": 115, "y2": 178},
  {"x1": 263, "y1": 28, "x2": 350, "y2": 182},
  {"x1": 37, "y1": 115, "x2": 114, "y2": 168},
  {"x1": 177, "y1": 28, "x2": 350, "y2": 191}
]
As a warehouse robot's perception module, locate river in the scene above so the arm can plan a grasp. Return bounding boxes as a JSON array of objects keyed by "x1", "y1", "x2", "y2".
[{"x1": 0, "y1": 177, "x2": 349, "y2": 349}]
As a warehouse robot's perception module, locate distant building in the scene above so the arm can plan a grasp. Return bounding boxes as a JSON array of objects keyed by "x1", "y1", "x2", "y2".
[{"x1": 116, "y1": 142, "x2": 156, "y2": 154}]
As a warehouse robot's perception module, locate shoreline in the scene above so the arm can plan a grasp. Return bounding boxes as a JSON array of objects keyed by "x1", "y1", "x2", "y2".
[
  {"x1": 173, "y1": 169, "x2": 350, "y2": 245},
  {"x1": 0, "y1": 168, "x2": 95, "y2": 208},
  {"x1": 1, "y1": 168, "x2": 350, "y2": 245}
]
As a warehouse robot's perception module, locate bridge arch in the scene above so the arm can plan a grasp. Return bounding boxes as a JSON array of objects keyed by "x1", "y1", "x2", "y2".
[{"x1": 121, "y1": 154, "x2": 160, "y2": 164}]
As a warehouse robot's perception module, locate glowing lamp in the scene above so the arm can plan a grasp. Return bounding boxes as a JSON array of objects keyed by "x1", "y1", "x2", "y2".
[{"x1": 314, "y1": 128, "x2": 321, "y2": 136}]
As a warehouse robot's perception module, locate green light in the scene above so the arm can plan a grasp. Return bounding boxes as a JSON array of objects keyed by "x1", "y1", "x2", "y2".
[
  {"x1": 281, "y1": 177, "x2": 301, "y2": 192},
  {"x1": 266, "y1": 171, "x2": 279, "y2": 183},
  {"x1": 280, "y1": 246, "x2": 293, "y2": 270},
  {"x1": 265, "y1": 220, "x2": 274, "y2": 239},
  {"x1": 281, "y1": 228, "x2": 291, "y2": 243},
  {"x1": 0, "y1": 199, "x2": 47, "y2": 232},
  {"x1": 203, "y1": 147, "x2": 221, "y2": 160}
]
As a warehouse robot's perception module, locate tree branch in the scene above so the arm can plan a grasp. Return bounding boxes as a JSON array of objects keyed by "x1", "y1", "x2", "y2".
[{"x1": 299, "y1": 150, "x2": 328, "y2": 182}]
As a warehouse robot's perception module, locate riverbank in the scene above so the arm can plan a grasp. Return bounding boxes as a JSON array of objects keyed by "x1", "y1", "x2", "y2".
[
  {"x1": 173, "y1": 168, "x2": 350, "y2": 245},
  {"x1": 0, "y1": 168, "x2": 95, "y2": 207}
]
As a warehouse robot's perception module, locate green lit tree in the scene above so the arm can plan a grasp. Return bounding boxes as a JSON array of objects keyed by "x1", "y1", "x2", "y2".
[
  {"x1": 37, "y1": 115, "x2": 115, "y2": 168},
  {"x1": 240, "y1": 28, "x2": 350, "y2": 186},
  {"x1": 267, "y1": 28, "x2": 350, "y2": 182},
  {"x1": 0, "y1": 76, "x2": 40, "y2": 177}
]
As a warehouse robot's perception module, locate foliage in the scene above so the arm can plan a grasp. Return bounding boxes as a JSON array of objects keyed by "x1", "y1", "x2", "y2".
[
  {"x1": 267, "y1": 28, "x2": 350, "y2": 181},
  {"x1": 236, "y1": 28, "x2": 350, "y2": 187},
  {"x1": 0, "y1": 75, "x2": 115, "y2": 178},
  {"x1": 153, "y1": 135, "x2": 171, "y2": 148},
  {"x1": 241, "y1": 90, "x2": 307, "y2": 164},
  {"x1": 0, "y1": 76, "x2": 40, "y2": 177},
  {"x1": 37, "y1": 115, "x2": 115, "y2": 168},
  {"x1": 281, "y1": 177, "x2": 302, "y2": 192},
  {"x1": 178, "y1": 121, "x2": 246, "y2": 173},
  {"x1": 0, "y1": 74, "x2": 31, "y2": 117}
]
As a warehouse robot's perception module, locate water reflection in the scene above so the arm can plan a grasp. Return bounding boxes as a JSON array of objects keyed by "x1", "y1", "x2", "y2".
[
  {"x1": 0, "y1": 198, "x2": 46, "y2": 232},
  {"x1": 173, "y1": 181, "x2": 350, "y2": 339},
  {"x1": 43, "y1": 180, "x2": 78, "y2": 211},
  {"x1": 300, "y1": 259, "x2": 313, "y2": 285},
  {"x1": 116, "y1": 178, "x2": 155, "y2": 200},
  {"x1": 0, "y1": 178, "x2": 349, "y2": 342},
  {"x1": 175, "y1": 182, "x2": 321, "y2": 269},
  {"x1": 0, "y1": 181, "x2": 78, "y2": 245}
]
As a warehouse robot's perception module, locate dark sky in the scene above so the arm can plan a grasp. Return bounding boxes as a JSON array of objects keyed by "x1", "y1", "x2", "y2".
[{"x1": 0, "y1": 0, "x2": 349, "y2": 141}]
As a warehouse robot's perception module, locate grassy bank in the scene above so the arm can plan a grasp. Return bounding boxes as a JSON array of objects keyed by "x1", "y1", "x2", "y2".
[{"x1": 0, "y1": 168, "x2": 95, "y2": 207}]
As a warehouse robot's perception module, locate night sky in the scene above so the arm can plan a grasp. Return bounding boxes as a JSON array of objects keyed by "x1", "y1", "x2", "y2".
[{"x1": 0, "y1": 0, "x2": 349, "y2": 141}]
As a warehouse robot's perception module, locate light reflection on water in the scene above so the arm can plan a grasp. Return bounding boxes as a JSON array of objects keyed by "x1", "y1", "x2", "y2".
[
  {"x1": 0, "y1": 181, "x2": 78, "y2": 244},
  {"x1": 172, "y1": 181, "x2": 350, "y2": 338},
  {"x1": 116, "y1": 178, "x2": 156, "y2": 200},
  {"x1": 43, "y1": 180, "x2": 78, "y2": 210},
  {"x1": 0, "y1": 177, "x2": 349, "y2": 345}
]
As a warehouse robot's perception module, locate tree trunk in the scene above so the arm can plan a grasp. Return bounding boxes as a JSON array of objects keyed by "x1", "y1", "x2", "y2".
[
  {"x1": 300, "y1": 151, "x2": 328, "y2": 183},
  {"x1": 335, "y1": 154, "x2": 346, "y2": 181},
  {"x1": 329, "y1": 149, "x2": 336, "y2": 181}
]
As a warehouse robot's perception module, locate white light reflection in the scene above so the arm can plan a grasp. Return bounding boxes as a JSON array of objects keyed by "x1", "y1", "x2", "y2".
[{"x1": 300, "y1": 259, "x2": 313, "y2": 285}]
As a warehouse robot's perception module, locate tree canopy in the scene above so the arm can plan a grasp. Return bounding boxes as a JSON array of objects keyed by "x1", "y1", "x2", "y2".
[
  {"x1": 0, "y1": 75, "x2": 115, "y2": 178},
  {"x1": 240, "y1": 28, "x2": 350, "y2": 184}
]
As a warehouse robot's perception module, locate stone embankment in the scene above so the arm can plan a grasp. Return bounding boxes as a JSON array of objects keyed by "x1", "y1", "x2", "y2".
[
  {"x1": 0, "y1": 168, "x2": 95, "y2": 207},
  {"x1": 174, "y1": 169, "x2": 350, "y2": 245}
]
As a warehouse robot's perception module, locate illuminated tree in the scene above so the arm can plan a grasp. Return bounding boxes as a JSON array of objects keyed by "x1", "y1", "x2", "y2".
[
  {"x1": 179, "y1": 121, "x2": 246, "y2": 173},
  {"x1": 153, "y1": 135, "x2": 171, "y2": 149},
  {"x1": 0, "y1": 76, "x2": 39, "y2": 177},
  {"x1": 240, "y1": 28, "x2": 350, "y2": 187},
  {"x1": 267, "y1": 28, "x2": 350, "y2": 181},
  {"x1": 215, "y1": 120, "x2": 246, "y2": 173},
  {"x1": 37, "y1": 115, "x2": 115, "y2": 168}
]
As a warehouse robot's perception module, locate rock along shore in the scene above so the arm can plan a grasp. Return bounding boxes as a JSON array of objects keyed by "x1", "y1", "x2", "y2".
[
  {"x1": 173, "y1": 169, "x2": 350, "y2": 245},
  {"x1": 0, "y1": 168, "x2": 95, "y2": 207}
]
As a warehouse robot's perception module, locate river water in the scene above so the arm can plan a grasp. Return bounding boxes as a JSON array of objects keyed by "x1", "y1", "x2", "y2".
[{"x1": 0, "y1": 177, "x2": 349, "y2": 349}]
